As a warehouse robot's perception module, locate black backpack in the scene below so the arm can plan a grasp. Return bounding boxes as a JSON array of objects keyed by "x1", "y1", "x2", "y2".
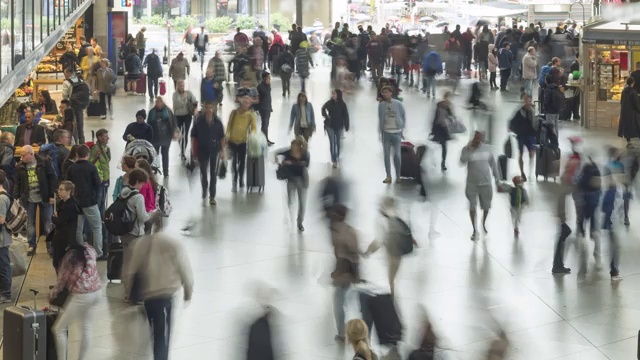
[
  {"x1": 393, "y1": 217, "x2": 415, "y2": 256},
  {"x1": 67, "y1": 79, "x2": 90, "y2": 109},
  {"x1": 104, "y1": 191, "x2": 138, "y2": 236}
]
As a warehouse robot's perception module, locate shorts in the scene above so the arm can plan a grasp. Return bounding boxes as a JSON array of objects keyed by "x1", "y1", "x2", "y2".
[
  {"x1": 517, "y1": 135, "x2": 536, "y2": 153},
  {"x1": 126, "y1": 74, "x2": 140, "y2": 81},
  {"x1": 466, "y1": 184, "x2": 493, "y2": 210}
]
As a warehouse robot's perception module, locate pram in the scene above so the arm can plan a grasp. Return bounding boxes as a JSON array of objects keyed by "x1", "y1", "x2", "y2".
[{"x1": 122, "y1": 139, "x2": 161, "y2": 174}]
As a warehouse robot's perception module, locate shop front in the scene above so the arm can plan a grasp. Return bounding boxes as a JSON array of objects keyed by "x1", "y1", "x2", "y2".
[{"x1": 581, "y1": 21, "x2": 640, "y2": 130}]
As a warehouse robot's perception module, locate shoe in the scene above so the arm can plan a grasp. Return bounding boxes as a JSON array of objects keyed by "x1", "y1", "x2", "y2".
[
  {"x1": 239, "y1": 181, "x2": 245, "y2": 188},
  {"x1": 470, "y1": 232, "x2": 478, "y2": 241},
  {"x1": 297, "y1": 223, "x2": 305, "y2": 232},
  {"x1": 441, "y1": 163, "x2": 447, "y2": 171},
  {"x1": 267, "y1": 140, "x2": 275, "y2": 146},
  {"x1": 100, "y1": 115, "x2": 107, "y2": 119},
  {"x1": 0, "y1": 296, "x2": 11, "y2": 304},
  {"x1": 163, "y1": 173, "x2": 169, "y2": 178},
  {"x1": 552, "y1": 267, "x2": 571, "y2": 274},
  {"x1": 332, "y1": 162, "x2": 338, "y2": 169},
  {"x1": 383, "y1": 177, "x2": 392, "y2": 184},
  {"x1": 611, "y1": 275, "x2": 623, "y2": 281},
  {"x1": 109, "y1": 115, "x2": 114, "y2": 120},
  {"x1": 514, "y1": 228, "x2": 519, "y2": 237},
  {"x1": 232, "y1": 183, "x2": 238, "y2": 193},
  {"x1": 27, "y1": 247, "x2": 35, "y2": 256},
  {"x1": 624, "y1": 217, "x2": 630, "y2": 226},
  {"x1": 96, "y1": 255, "x2": 108, "y2": 261},
  {"x1": 521, "y1": 173, "x2": 527, "y2": 182},
  {"x1": 210, "y1": 198, "x2": 217, "y2": 205},
  {"x1": 149, "y1": 97, "x2": 154, "y2": 102}
]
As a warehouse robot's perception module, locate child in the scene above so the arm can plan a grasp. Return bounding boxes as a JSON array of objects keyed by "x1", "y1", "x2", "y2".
[{"x1": 501, "y1": 176, "x2": 528, "y2": 237}]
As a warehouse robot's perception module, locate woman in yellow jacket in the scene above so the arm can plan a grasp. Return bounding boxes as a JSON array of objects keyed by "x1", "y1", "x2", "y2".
[
  {"x1": 226, "y1": 89, "x2": 257, "y2": 192},
  {"x1": 81, "y1": 47, "x2": 99, "y2": 93}
]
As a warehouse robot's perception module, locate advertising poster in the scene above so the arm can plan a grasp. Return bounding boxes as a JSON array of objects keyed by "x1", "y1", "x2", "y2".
[{"x1": 111, "y1": 11, "x2": 128, "y2": 73}]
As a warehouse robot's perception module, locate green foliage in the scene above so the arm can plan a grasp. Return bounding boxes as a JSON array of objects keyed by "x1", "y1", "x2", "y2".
[
  {"x1": 205, "y1": 16, "x2": 234, "y2": 33},
  {"x1": 270, "y1": 13, "x2": 291, "y2": 30},
  {"x1": 140, "y1": 15, "x2": 166, "y2": 26},
  {"x1": 0, "y1": 18, "x2": 10, "y2": 30},
  {"x1": 235, "y1": 15, "x2": 257, "y2": 30},
  {"x1": 170, "y1": 16, "x2": 198, "y2": 32}
]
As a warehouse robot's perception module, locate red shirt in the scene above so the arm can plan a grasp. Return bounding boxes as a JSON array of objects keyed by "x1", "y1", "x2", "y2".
[{"x1": 272, "y1": 33, "x2": 284, "y2": 47}]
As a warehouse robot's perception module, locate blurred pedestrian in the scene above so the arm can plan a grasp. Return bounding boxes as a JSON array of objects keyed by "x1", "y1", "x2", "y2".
[
  {"x1": 191, "y1": 102, "x2": 225, "y2": 205},
  {"x1": 488, "y1": 44, "x2": 498, "y2": 90},
  {"x1": 172, "y1": 80, "x2": 198, "y2": 161},
  {"x1": 321, "y1": 89, "x2": 350, "y2": 167},
  {"x1": 295, "y1": 41, "x2": 314, "y2": 92},
  {"x1": 498, "y1": 43, "x2": 513, "y2": 91},
  {"x1": 508, "y1": 95, "x2": 536, "y2": 181},
  {"x1": 169, "y1": 52, "x2": 190, "y2": 89},
  {"x1": 227, "y1": 90, "x2": 257, "y2": 192},
  {"x1": 602, "y1": 146, "x2": 624, "y2": 281},
  {"x1": 378, "y1": 86, "x2": 406, "y2": 184},
  {"x1": 289, "y1": 92, "x2": 316, "y2": 142},
  {"x1": 575, "y1": 152, "x2": 602, "y2": 276},
  {"x1": 257, "y1": 72, "x2": 274, "y2": 145},
  {"x1": 430, "y1": 92, "x2": 453, "y2": 172},
  {"x1": 147, "y1": 97, "x2": 176, "y2": 176},
  {"x1": 276, "y1": 137, "x2": 310, "y2": 232},
  {"x1": 346, "y1": 319, "x2": 376, "y2": 360}
]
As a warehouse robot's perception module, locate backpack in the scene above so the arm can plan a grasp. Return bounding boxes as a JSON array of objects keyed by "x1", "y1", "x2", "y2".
[
  {"x1": 39, "y1": 143, "x2": 62, "y2": 178},
  {"x1": 538, "y1": 65, "x2": 552, "y2": 87},
  {"x1": 67, "y1": 79, "x2": 90, "y2": 109},
  {"x1": 155, "y1": 185, "x2": 172, "y2": 217},
  {"x1": 0, "y1": 192, "x2": 27, "y2": 234},
  {"x1": 392, "y1": 217, "x2": 414, "y2": 256},
  {"x1": 280, "y1": 63, "x2": 292, "y2": 73},
  {"x1": 104, "y1": 191, "x2": 139, "y2": 236}
]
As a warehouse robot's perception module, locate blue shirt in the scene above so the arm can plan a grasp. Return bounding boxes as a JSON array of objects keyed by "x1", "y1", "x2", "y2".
[{"x1": 201, "y1": 78, "x2": 218, "y2": 103}]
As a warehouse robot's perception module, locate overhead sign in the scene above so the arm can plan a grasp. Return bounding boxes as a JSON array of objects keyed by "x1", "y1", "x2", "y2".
[{"x1": 121, "y1": 0, "x2": 131, "y2": 7}]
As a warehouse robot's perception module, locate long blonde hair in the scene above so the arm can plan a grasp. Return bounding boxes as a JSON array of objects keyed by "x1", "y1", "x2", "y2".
[{"x1": 346, "y1": 319, "x2": 372, "y2": 360}]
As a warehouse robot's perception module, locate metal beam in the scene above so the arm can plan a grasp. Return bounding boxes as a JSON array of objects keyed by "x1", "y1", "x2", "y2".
[{"x1": 0, "y1": 0, "x2": 94, "y2": 108}]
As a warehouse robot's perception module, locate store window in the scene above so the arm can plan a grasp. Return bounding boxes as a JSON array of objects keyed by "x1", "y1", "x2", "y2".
[{"x1": 593, "y1": 44, "x2": 629, "y2": 101}]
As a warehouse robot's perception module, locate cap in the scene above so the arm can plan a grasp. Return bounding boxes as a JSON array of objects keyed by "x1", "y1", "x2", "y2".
[{"x1": 261, "y1": 71, "x2": 271, "y2": 80}]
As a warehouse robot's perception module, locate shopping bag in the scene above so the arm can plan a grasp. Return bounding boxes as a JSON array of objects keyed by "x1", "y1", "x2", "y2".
[
  {"x1": 159, "y1": 80, "x2": 167, "y2": 96},
  {"x1": 9, "y1": 240, "x2": 27, "y2": 277}
]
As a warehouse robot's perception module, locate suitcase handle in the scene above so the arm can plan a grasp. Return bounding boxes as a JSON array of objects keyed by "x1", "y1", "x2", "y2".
[{"x1": 29, "y1": 289, "x2": 39, "y2": 309}]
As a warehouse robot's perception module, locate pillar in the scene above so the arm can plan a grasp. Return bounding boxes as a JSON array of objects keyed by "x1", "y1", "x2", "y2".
[
  {"x1": 296, "y1": 0, "x2": 302, "y2": 25},
  {"x1": 93, "y1": 0, "x2": 109, "y2": 56}
]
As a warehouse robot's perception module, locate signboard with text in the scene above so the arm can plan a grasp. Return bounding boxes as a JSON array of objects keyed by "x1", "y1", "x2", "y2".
[{"x1": 121, "y1": 0, "x2": 132, "y2": 7}]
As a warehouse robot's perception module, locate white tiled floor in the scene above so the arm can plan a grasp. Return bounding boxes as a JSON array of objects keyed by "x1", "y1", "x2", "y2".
[{"x1": 5, "y1": 62, "x2": 639, "y2": 359}]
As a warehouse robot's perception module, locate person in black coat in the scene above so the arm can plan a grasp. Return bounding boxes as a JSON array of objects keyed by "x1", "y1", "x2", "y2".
[
  {"x1": 619, "y1": 77, "x2": 640, "y2": 144},
  {"x1": 257, "y1": 72, "x2": 274, "y2": 145},
  {"x1": 143, "y1": 49, "x2": 164, "y2": 101},
  {"x1": 430, "y1": 92, "x2": 454, "y2": 172},
  {"x1": 51, "y1": 180, "x2": 81, "y2": 272},
  {"x1": 321, "y1": 89, "x2": 350, "y2": 167},
  {"x1": 15, "y1": 111, "x2": 47, "y2": 147},
  {"x1": 277, "y1": 47, "x2": 295, "y2": 97},
  {"x1": 123, "y1": 109, "x2": 153, "y2": 144}
]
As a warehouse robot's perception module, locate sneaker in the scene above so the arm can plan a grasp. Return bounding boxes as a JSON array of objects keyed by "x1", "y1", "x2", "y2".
[
  {"x1": 297, "y1": 223, "x2": 305, "y2": 232},
  {"x1": 383, "y1": 177, "x2": 392, "y2": 184},
  {"x1": 232, "y1": 183, "x2": 238, "y2": 193},
  {"x1": 624, "y1": 217, "x2": 630, "y2": 226},
  {"x1": 239, "y1": 181, "x2": 245, "y2": 188},
  {"x1": 27, "y1": 247, "x2": 35, "y2": 256},
  {"x1": 552, "y1": 266, "x2": 571, "y2": 274},
  {"x1": 611, "y1": 275, "x2": 623, "y2": 281},
  {"x1": 100, "y1": 115, "x2": 107, "y2": 119},
  {"x1": 209, "y1": 198, "x2": 217, "y2": 205},
  {"x1": 0, "y1": 296, "x2": 11, "y2": 304},
  {"x1": 470, "y1": 232, "x2": 478, "y2": 241}
]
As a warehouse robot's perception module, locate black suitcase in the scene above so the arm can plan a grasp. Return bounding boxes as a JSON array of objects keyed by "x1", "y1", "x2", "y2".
[
  {"x1": 400, "y1": 142, "x2": 418, "y2": 179},
  {"x1": 3, "y1": 289, "x2": 47, "y2": 360},
  {"x1": 45, "y1": 311, "x2": 58, "y2": 360},
  {"x1": 498, "y1": 154, "x2": 508, "y2": 181},
  {"x1": 536, "y1": 146, "x2": 561, "y2": 181},
  {"x1": 86, "y1": 100, "x2": 104, "y2": 117},
  {"x1": 368, "y1": 293, "x2": 402, "y2": 345},
  {"x1": 107, "y1": 242, "x2": 123, "y2": 281},
  {"x1": 246, "y1": 156, "x2": 265, "y2": 193}
]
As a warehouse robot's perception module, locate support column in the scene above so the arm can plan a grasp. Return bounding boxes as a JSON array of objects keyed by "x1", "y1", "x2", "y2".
[
  {"x1": 296, "y1": 0, "x2": 302, "y2": 25},
  {"x1": 93, "y1": 0, "x2": 109, "y2": 55}
]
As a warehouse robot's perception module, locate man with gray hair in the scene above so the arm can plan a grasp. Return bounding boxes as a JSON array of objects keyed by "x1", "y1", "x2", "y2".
[{"x1": 522, "y1": 46, "x2": 538, "y2": 98}]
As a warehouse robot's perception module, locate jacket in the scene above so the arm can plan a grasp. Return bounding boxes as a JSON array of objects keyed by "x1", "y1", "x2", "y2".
[
  {"x1": 80, "y1": 55, "x2": 99, "y2": 80},
  {"x1": 51, "y1": 197, "x2": 81, "y2": 248},
  {"x1": 331, "y1": 221, "x2": 360, "y2": 287},
  {"x1": 619, "y1": 86, "x2": 640, "y2": 140},
  {"x1": 295, "y1": 49, "x2": 313, "y2": 78},
  {"x1": 61, "y1": 74, "x2": 78, "y2": 101},
  {"x1": 14, "y1": 156, "x2": 57, "y2": 205},
  {"x1": 119, "y1": 186, "x2": 150, "y2": 236},
  {"x1": 125, "y1": 53, "x2": 142, "y2": 75},
  {"x1": 169, "y1": 58, "x2": 190, "y2": 81},
  {"x1": 15, "y1": 124, "x2": 47, "y2": 146},
  {"x1": 95, "y1": 67, "x2": 116, "y2": 94},
  {"x1": 194, "y1": 33, "x2": 209, "y2": 50},
  {"x1": 66, "y1": 159, "x2": 101, "y2": 208},
  {"x1": 498, "y1": 48, "x2": 513, "y2": 69},
  {"x1": 200, "y1": 77, "x2": 219, "y2": 104},
  {"x1": 289, "y1": 103, "x2": 316, "y2": 133},
  {"x1": 172, "y1": 90, "x2": 197, "y2": 117},
  {"x1": 136, "y1": 31, "x2": 146, "y2": 49},
  {"x1": 321, "y1": 99, "x2": 350, "y2": 131},
  {"x1": 509, "y1": 106, "x2": 536, "y2": 138},
  {"x1": 544, "y1": 84, "x2": 565, "y2": 114},
  {"x1": 90, "y1": 142, "x2": 111, "y2": 182},
  {"x1": 39, "y1": 99, "x2": 58, "y2": 115},
  {"x1": 377, "y1": 99, "x2": 406, "y2": 135},
  {"x1": 143, "y1": 53, "x2": 163, "y2": 79},
  {"x1": 522, "y1": 53, "x2": 537, "y2": 80},
  {"x1": 0, "y1": 143, "x2": 15, "y2": 183},
  {"x1": 256, "y1": 82, "x2": 272, "y2": 112},
  {"x1": 123, "y1": 121, "x2": 153, "y2": 143},
  {"x1": 128, "y1": 232, "x2": 194, "y2": 300},
  {"x1": 487, "y1": 45, "x2": 498, "y2": 72},
  {"x1": 430, "y1": 101, "x2": 452, "y2": 143},
  {"x1": 206, "y1": 57, "x2": 226, "y2": 82},
  {"x1": 54, "y1": 243, "x2": 102, "y2": 294},
  {"x1": 147, "y1": 106, "x2": 176, "y2": 147},
  {"x1": 421, "y1": 51, "x2": 443, "y2": 75}
]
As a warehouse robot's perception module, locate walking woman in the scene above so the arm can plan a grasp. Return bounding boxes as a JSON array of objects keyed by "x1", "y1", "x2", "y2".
[
  {"x1": 321, "y1": 89, "x2": 350, "y2": 167},
  {"x1": 346, "y1": 319, "x2": 376, "y2": 360},
  {"x1": 172, "y1": 80, "x2": 198, "y2": 161},
  {"x1": 50, "y1": 242, "x2": 102, "y2": 360},
  {"x1": 276, "y1": 136, "x2": 310, "y2": 232},
  {"x1": 430, "y1": 91, "x2": 453, "y2": 172},
  {"x1": 125, "y1": 48, "x2": 143, "y2": 95},
  {"x1": 289, "y1": 92, "x2": 316, "y2": 142},
  {"x1": 95, "y1": 59, "x2": 116, "y2": 119},
  {"x1": 147, "y1": 96, "x2": 177, "y2": 176},
  {"x1": 488, "y1": 44, "x2": 498, "y2": 91},
  {"x1": 51, "y1": 180, "x2": 81, "y2": 272},
  {"x1": 226, "y1": 90, "x2": 257, "y2": 192}
]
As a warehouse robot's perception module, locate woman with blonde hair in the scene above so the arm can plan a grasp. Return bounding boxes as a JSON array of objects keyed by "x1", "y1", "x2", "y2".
[
  {"x1": 275, "y1": 136, "x2": 310, "y2": 232},
  {"x1": 346, "y1": 319, "x2": 377, "y2": 360}
]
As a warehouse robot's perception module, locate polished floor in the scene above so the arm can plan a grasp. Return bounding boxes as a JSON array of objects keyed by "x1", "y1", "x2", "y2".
[{"x1": 4, "y1": 61, "x2": 639, "y2": 359}]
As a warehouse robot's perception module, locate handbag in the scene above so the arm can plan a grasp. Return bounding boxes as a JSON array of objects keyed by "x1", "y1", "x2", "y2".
[
  {"x1": 446, "y1": 115, "x2": 467, "y2": 134},
  {"x1": 217, "y1": 157, "x2": 227, "y2": 179},
  {"x1": 276, "y1": 164, "x2": 289, "y2": 180},
  {"x1": 49, "y1": 287, "x2": 69, "y2": 307},
  {"x1": 192, "y1": 54, "x2": 198, "y2": 63}
]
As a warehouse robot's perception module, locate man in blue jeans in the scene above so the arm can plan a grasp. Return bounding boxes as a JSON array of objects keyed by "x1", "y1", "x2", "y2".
[
  {"x1": 66, "y1": 145, "x2": 105, "y2": 259},
  {"x1": 378, "y1": 86, "x2": 406, "y2": 184},
  {"x1": 0, "y1": 170, "x2": 12, "y2": 303},
  {"x1": 14, "y1": 146, "x2": 56, "y2": 256}
]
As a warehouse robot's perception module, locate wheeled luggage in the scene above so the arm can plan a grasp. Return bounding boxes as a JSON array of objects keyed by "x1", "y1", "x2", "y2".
[
  {"x1": 366, "y1": 293, "x2": 403, "y2": 345},
  {"x1": 536, "y1": 146, "x2": 561, "y2": 181},
  {"x1": 45, "y1": 311, "x2": 58, "y2": 360},
  {"x1": 107, "y1": 241, "x2": 124, "y2": 281},
  {"x1": 246, "y1": 156, "x2": 265, "y2": 194},
  {"x1": 86, "y1": 100, "x2": 103, "y2": 117},
  {"x1": 136, "y1": 73, "x2": 147, "y2": 95},
  {"x1": 3, "y1": 289, "x2": 47, "y2": 360},
  {"x1": 400, "y1": 141, "x2": 418, "y2": 179},
  {"x1": 498, "y1": 154, "x2": 508, "y2": 181}
]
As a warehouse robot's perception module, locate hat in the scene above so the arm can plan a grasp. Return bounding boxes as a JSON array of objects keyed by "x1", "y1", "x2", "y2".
[
  {"x1": 299, "y1": 41, "x2": 309, "y2": 49},
  {"x1": 136, "y1": 109, "x2": 146, "y2": 119},
  {"x1": 261, "y1": 71, "x2": 271, "y2": 80}
]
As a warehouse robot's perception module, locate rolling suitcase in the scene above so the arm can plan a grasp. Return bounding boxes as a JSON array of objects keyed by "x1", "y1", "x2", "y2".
[
  {"x1": 3, "y1": 289, "x2": 47, "y2": 360},
  {"x1": 86, "y1": 100, "x2": 103, "y2": 117},
  {"x1": 498, "y1": 154, "x2": 508, "y2": 181},
  {"x1": 246, "y1": 156, "x2": 265, "y2": 194},
  {"x1": 368, "y1": 293, "x2": 402, "y2": 345},
  {"x1": 136, "y1": 73, "x2": 147, "y2": 95},
  {"x1": 536, "y1": 146, "x2": 561, "y2": 181},
  {"x1": 107, "y1": 241, "x2": 124, "y2": 281},
  {"x1": 400, "y1": 141, "x2": 418, "y2": 179}
]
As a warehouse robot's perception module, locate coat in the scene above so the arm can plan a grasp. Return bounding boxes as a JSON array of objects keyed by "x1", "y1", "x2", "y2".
[
  {"x1": 147, "y1": 106, "x2": 176, "y2": 147},
  {"x1": 143, "y1": 53, "x2": 163, "y2": 79},
  {"x1": 169, "y1": 58, "x2": 190, "y2": 81},
  {"x1": 321, "y1": 99, "x2": 350, "y2": 131},
  {"x1": 619, "y1": 86, "x2": 640, "y2": 140},
  {"x1": 15, "y1": 124, "x2": 47, "y2": 146},
  {"x1": 289, "y1": 102, "x2": 316, "y2": 135},
  {"x1": 488, "y1": 45, "x2": 498, "y2": 72},
  {"x1": 430, "y1": 100, "x2": 452, "y2": 143},
  {"x1": 95, "y1": 67, "x2": 116, "y2": 94},
  {"x1": 51, "y1": 197, "x2": 81, "y2": 248},
  {"x1": 522, "y1": 53, "x2": 537, "y2": 80},
  {"x1": 295, "y1": 49, "x2": 313, "y2": 78},
  {"x1": 14, "y1": 156, "x2": 57, "y2": 205}
]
